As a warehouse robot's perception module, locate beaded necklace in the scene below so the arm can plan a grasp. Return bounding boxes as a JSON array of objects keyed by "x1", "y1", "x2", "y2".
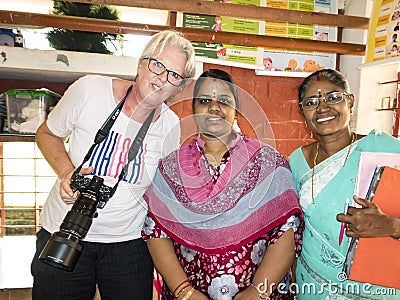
[{"x1": 311, "y1": 132, "x2": 356, "y2": 205}]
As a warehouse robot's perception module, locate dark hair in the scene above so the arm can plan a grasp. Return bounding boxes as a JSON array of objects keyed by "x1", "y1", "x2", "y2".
[
  {"x1": 298, "y1": 69, "x2": 350, "y2": 103},
  {"x1": 192, "y1": 69, "x2": 239, "y2": 111}
]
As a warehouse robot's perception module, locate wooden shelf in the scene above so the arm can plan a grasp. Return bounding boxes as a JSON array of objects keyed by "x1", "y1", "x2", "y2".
[
  {"x1": 0, "y1": 46, "x2": 137, "y2": 83},
  {"x1": 0, "y1": 134, "x2": 35, "y2": 142},
  {"x1": 376, "y1": 108, "x2": 400, "y2": 111},
  {"x1": 378, "y1": 80, "x2": 400, "y2": 85}
]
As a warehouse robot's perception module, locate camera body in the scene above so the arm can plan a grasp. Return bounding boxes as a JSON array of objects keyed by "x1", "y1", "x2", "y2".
[
  {"x1": 39, "y1": 173, "x2": 113, "y2": 271},
  {"x1": 70, "y1": 172, "x2": 112, "y2": 209}
]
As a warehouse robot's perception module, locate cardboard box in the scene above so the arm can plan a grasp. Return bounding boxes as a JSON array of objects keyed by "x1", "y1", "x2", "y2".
[{"x1": 4, "y1": 89, "x2": 61, "y2": 134}]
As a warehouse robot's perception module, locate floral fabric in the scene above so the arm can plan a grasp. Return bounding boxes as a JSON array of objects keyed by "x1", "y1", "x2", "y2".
[
  {"x1": 142, "y1": 132, "x2": 303, "y2": 299},
  {"x1": 143, "y1": 214, "x2": 302, "y2": 300}
]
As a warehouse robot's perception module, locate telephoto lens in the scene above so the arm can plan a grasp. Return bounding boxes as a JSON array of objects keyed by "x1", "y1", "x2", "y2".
[{"x1": 39, "y1": 176, "x2": 105, "y2": 271}]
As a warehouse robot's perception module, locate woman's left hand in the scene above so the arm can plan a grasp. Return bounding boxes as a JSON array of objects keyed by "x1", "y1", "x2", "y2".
[
  {"x1": 336, "y1": 195, "x2": 394, "y2": 238},
  {"x1": 233, "y1": 286, "x2": 266, "y2": 300}
]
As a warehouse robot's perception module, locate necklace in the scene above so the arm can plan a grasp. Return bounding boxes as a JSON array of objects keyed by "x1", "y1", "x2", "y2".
[{"x1": 311, "y1": 132, "x2": 356, "y2": 205}]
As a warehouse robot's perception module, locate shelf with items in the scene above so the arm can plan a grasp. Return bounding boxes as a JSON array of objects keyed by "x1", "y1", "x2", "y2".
[
  {"x1": 0, "y1": 47, "x2": 142, "y2": 142},
  {"x1": 355, "y1": 59, "x2": 400, "y2": 135},
  {"x1": 0, "y1": 46, "x2": 137, "y2": 83},
  {"x1": 373, "y1": 70, "x2": 400, "y2": 137}
]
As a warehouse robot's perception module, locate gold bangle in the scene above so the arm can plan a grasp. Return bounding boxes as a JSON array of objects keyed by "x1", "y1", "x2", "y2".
[
  {"x1": 181, "y1": 287, "x2": 195, "y2": 300},
  {"x1": 175, "y1": 284, "x2": 191, "y2": 298},
  {"x1": 173, "y1": 279, "x2": 189, "y2": 296}
]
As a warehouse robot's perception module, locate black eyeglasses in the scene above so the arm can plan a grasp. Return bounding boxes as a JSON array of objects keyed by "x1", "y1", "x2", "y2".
[
  {"x1": 300, "y1": 91, "x2": 351, "y2": 111},
  {"x1": 144, "y1": 57, "x2": 184, "y2": 86}
]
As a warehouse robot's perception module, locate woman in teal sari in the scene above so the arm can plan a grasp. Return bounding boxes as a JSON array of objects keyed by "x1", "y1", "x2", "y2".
[{"x1": 289, "y1": 69, "x2": 400, "y2": 299}]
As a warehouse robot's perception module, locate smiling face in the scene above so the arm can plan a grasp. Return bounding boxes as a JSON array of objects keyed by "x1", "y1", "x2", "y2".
[
  {"x1": 135, "y1": 43, "x2": 186, "y2": 106},
  {"x1": 193, "y1": 78, "x2": 237, "y2": 139},
  {"x1": 301, "y1": 78, "x2": 353, "y2": 137}
]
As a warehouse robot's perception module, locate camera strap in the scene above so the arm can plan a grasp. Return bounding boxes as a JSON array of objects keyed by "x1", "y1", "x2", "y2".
[{"x1": 73, "y1": 85, "x2": 156, "y2": 197}]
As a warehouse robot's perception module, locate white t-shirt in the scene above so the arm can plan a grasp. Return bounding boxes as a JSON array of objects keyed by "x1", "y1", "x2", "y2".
[{"x1": 39, "y1": 75, "x2": 180, "y2": 242}]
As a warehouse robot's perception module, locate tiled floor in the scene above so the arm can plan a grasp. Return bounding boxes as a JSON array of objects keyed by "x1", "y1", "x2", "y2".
[{"x1": 0, "y1": 288, "x2": 158, "y2": 300}]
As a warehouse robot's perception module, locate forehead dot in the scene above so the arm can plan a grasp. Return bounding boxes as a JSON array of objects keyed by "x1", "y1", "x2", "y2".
[{"x1": 211, "y1": 79, "x2": 218, "y2": 99}]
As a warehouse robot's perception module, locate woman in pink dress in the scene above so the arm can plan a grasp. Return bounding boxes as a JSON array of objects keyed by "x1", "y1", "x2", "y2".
[{"x1": 142, "y1": 69, "x2": 303, "y2": 300}]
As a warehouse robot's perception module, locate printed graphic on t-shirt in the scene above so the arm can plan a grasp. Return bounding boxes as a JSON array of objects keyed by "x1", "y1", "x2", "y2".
[{"x1": 89, "y1": 130, "x2": 146, "y2": 184}]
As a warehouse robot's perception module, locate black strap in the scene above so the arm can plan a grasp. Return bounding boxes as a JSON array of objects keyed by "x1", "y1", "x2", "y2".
[
  {"x1": 94, "y1": 85, "x2": 133, "y2": 145},
  {"x1": 77, "y1": 85, "x2": 133, "y2": 171},
  {"x1": 73, "y1": 85, "x2": 156, "y2": 196},
  {"x1": 111, "y1": 108, "x2": 156, "y2": 195}
]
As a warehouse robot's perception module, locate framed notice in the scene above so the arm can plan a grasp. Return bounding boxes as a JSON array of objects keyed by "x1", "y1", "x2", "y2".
[
  {"x1": 261, "y1": 0, "x2": 337, "y2": 74},
  {"x1": 366, "y1": 0, "x2": 400, "y2": 62},
  {"x1": 176, "y1": 2, "x2": 265, "y2": 69},
  {"x1": 177, "y1": 0, "x2": 337, "y2": 71}
]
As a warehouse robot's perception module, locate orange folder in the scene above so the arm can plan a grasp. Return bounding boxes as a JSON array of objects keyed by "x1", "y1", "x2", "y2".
[{"x1": 349, "y1": 166, "x2": 400, "y2": 289}]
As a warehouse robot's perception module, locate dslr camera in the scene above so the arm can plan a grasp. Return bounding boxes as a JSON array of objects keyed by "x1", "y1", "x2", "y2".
[{"x1": 39, "y1": 171, "x2": 113, "y2": 271}]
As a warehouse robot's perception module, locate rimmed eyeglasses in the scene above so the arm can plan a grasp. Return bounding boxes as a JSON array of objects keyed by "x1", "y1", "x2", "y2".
[
  {"x1": 300, "y1": 91, "x2": 351, "y2": 111},
  {"x1": 144, "y1": 57, "x2": 184, "y2": 86}
]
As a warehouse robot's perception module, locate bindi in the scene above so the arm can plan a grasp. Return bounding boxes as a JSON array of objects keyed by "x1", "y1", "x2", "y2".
[
  {"x1": 211, "y1": 79, "x2": 218, "y2": 100},
  {"x1": 212, "y1": 89, "x2": 217, "y2": 99}
]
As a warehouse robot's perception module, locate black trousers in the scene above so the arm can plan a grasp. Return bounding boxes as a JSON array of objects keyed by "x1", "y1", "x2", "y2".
[{"x1": 31, "y1": 229, "x2": 154, "y2": 300}]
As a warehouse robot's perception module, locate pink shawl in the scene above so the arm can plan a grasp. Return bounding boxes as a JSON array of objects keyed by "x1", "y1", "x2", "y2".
[{"x1": 144, "y1": 134, "x2": 301, "y2": 254}]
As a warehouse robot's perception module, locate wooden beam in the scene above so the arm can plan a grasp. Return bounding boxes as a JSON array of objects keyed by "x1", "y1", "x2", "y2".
[
  {"x1": 68, "y1": 0, "x2": 370, "y2": 29},
  {"x1": 0, "y1": 10, "x2": 365, "y2": 55}
]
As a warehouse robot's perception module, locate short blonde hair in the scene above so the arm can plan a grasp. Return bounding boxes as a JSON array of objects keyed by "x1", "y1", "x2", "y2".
[{"x1": 140, "y1": 30, "x2": 196, "y2": 79}]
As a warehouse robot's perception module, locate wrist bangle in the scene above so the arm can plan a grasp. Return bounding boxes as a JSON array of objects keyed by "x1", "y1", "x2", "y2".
[
  {"x1": 181, "y1": 287, "x2": 195, "y2": 300},
  {"x1": 173, "y1": 279, "x2": 189, "y2": 297},
  {"x1": 250, "y1": 282, "x2": 269, "y2": 299},
  {"x1": 175, "y1": 283, "x2": 191, "y2": 298}
]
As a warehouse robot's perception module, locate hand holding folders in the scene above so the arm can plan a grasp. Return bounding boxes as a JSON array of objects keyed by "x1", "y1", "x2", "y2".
[
  {"x1": 342, "y1": 164, "x2": 400, "y2": 290},
  {"x1": 338, "y1": 195, "x2": 397, "y2": 239}
]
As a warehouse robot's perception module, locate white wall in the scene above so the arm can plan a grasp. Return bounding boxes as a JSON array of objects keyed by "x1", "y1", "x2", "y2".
[{"x1": 340, "y1": 0, "x2": 375, "y2": 133}]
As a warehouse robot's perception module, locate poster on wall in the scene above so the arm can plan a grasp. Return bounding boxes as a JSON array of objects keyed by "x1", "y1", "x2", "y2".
[
  {"x1": 176, "y1": 0, "x2": 337, "y2": 71},
  {"x1": 366, "y1": 0, "x2": 400, "y2": 62},
  {"x1": 176, "y1": 1, "x2": 265, "y2": 69},
  {"x1": 261, "y1": 0, "x2": 337, "y2": 74}
]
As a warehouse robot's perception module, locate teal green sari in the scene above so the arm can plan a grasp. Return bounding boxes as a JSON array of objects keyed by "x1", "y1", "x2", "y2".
[{"x1": 289, "y1": 130, "x2": 400, "y2": 299}]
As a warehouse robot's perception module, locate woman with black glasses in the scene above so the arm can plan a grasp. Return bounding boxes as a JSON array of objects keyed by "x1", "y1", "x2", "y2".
[
  {"x1": 289, "y1": 69, "x2": 400, "y2": 299},
  {"x1": 31, "y1": 30, "x2": 196, "y2": 300}
]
